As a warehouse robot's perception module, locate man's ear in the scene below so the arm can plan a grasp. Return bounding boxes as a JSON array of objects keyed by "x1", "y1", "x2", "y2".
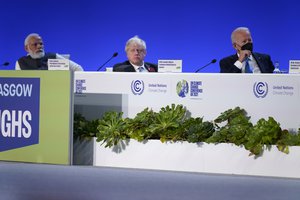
[
  {"x1": 232, "y1": 43, "x2": 238, "y2": 50},
  {"x1": 24, "y1": 45, "x2": 29, "y2": 52}
]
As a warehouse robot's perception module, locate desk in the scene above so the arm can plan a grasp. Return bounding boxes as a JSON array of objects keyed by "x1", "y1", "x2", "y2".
[
  {"x1": 74, "y1": 72, "x2": 300, "y2": 130},
  {"x1": 74, "y1": 72, "x2": 300, "y2": 178}
]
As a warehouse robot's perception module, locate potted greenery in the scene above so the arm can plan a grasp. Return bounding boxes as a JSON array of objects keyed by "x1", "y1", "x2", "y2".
[
  {"x1": 73, "y1": 104, "x2": 300, "y2": 178},
  {"x1": 74, "y1": 104, "x2": 300, "y2": 157}
]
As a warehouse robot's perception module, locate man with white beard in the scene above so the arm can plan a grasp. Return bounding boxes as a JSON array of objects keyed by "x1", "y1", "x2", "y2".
[{"x1": 15, "y1": 33, "x2": 83, "y2": 71}]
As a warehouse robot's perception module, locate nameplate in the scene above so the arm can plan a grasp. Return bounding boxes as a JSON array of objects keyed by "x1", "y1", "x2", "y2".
[
  {"x1": 48, "y1": 59, "x2": 70, "y2": 70},
  {"x1": 289, "y1": 60, "x2": 300, "y2": 74},
  {"x1": 158, "y1": 60, "x2": 182, "y2": 73},
  {"x1": 106, "y1": 67, "x2": 113, "y2": 72}
]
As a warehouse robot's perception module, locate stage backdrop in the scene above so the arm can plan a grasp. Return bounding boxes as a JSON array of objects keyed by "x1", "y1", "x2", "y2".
[{"x1": 1, "y1": 0, "x2": 299, "y2": 73}]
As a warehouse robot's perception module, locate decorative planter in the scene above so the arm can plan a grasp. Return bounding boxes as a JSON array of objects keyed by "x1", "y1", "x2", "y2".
[
  {"x1": 73, "y1": 138, "x2": 94, "y2": 165},
  {"x1": 83, "y1": 139, "x2": 300, "y2": 179}
]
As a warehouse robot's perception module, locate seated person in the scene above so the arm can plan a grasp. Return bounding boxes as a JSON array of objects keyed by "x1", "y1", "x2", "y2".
[
  {"x1": 15, "y1": 33, "x2": 83, "y2": 71},
  {"x1": 219, "y1": 27, "x2": 274, "y2": 73},
  {"x1": 113, "y1": 36, "x2": 157, "y2": 72}
]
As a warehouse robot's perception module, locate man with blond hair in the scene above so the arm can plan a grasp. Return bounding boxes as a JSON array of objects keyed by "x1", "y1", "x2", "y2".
[{"x1": 113, "y1": 36, "x2": 157, "y2": 72}]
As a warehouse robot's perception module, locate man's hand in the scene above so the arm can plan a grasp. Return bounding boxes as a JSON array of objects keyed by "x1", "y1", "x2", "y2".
[{"x1": 238, "y1": 50, "x2": 252, "y2": 62}]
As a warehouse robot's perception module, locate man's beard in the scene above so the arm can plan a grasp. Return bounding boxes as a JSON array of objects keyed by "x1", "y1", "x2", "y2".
[{"x1": 29, "y1": 50, "x2": 45, "y2": 59}]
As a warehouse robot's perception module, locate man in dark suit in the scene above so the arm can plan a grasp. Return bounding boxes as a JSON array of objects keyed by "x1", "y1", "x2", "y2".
[
  {"x1": 113, "y1": 36, "x2": 157, "y2": 72},
  {"x1": 220, "y1": 27, "x2": 274, "y2": 73}
]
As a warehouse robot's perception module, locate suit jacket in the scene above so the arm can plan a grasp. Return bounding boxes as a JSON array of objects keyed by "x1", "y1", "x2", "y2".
[
  {"x1": 113, "y1": 60, "x2": 158, "y2": 72},
  {"x1": 219, "y1": 52, "x2": 275, "y2": 73}
]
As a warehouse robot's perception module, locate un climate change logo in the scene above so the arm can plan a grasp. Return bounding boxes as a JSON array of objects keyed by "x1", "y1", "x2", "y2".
[
  {"x1": 253, "y1": 82, "x2": 268, "y2": 98},
  {"x1": 176, "y1": 80, "x2": 189, "y2": 98},
  {"x1": 131, "y1": 80, "x2": 144, "y2": 95}
]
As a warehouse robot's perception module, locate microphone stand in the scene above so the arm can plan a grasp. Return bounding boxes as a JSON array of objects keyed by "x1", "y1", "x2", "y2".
[
  {"x1": 195, "y1": 59, "x2": 217, "y2": 73},
  {"x1": 1, "y1": 62, "x2": 10, "y2": 66},
  {"x1": 97, "y1": 53, "x2": 118, "y2": 71}
]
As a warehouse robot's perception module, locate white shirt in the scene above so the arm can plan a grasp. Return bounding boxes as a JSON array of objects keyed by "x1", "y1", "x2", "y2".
[
  {"x1": 234, "y1": 54, "x2": 261, "y2": 73},
  {"x1": 130, "y1": 62, "x2": 149, "y2": 73}
]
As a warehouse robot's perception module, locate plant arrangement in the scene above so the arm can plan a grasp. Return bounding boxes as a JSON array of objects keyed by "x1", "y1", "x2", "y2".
[{"x1": 74, "y1": 104, "x2": 300, "y2": 156}]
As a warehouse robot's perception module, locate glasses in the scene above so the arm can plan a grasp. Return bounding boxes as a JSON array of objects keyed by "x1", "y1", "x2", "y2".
[{"x1": 128, "y1": 48, "x2": 145, "y2": 54}]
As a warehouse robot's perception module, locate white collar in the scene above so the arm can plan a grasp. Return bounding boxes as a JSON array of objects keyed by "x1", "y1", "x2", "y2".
[{"x1": 130, "y1": 61, "x2": 145, "y2": 71}]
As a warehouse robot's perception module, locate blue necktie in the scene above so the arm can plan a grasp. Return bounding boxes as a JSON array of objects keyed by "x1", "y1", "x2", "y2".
[
  {"x1": 245, "y1": 58, "x2": 252, "y2": 73},
  {"x1": 138, "y1": 67, "x2": 146, "y2": 72}
]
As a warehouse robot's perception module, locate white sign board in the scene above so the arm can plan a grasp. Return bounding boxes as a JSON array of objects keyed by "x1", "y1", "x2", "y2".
[
  {"x1": 48, "y1": 59, "x2": 70, "y2": 70},
  {"x1": 74, "y1": 72, "x2": 300, "y2": 131},
  {"x1": 289, "y1": 60, "x2": 300, "y2": 74},
  {"x1": 158, "y1": 60, "x2": 182, "y2": 72}
]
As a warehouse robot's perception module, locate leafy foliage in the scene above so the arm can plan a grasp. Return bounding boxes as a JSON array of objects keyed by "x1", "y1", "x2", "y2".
[
  {"x1": 125, "y1": 108, "x2": 157, "y2": 141},
  {"x1": 148, "y1": 104, "x2": 188, "y2": 142},
  {"x1": 207, "y1": 107, "x2": 252, "y2": 145},
  {"x1": 74, "y1": 105, "x2": 300, "y2": 157},
  {"x1": 183, "y1": 117, "x2": 215, "y2": 143},
  {"x1": 244, "y1": 117, "x2": 282, "y2": 155},
  {"x1": 276, "y1": 129, "x2": 300, "y2": 154},
  {"x1": 73, "y1": 113, "x2": 98, "y2": 140},
  {"x1": 96, "y1": 111, "x2": 128, "y2": 148}
]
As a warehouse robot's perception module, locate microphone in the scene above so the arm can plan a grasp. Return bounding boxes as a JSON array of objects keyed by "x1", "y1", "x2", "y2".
[
  {"x1": 1, "y1": 62, "x2": 9, "y2": 66},
  {"x1": 97, "y1": 52, "x2": 118, "y2": 71},
  {"x1": 195, "y1": 59, "x2": 217, "y2": 73}
]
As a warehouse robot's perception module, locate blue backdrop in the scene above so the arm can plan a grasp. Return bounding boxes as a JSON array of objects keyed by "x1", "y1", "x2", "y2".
[{"x1": 1, "y1": 0, "x2": 299, "y2": 72}]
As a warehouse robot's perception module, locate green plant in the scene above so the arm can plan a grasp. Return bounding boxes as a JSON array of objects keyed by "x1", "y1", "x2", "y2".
[
  {"x1": 244, "y1": 117, "x2": 282, "y2": 155},
  {"x1": 183, "y1": 117, "x2": 215, "y2": 143},
  {"x1": 148, "y1": 104, "x2": 188, "y2": 143},
  {"x1": 207, "y1": 107, "x2": 252, "y2": 146},
  {"x1": 73, "y1": 113, "x2": 97, "y2": 140},
  {"x1": 74, "y1": 105, "x2": 300, "y2": 157},
  {"x1": 96, "y1": 111, "x2": 128, "y2": 148},
  {"x1": 125, "y1": 108, "x2": 158, "y2": 141},
  {"x1": 276, "y1": 129, "x2": 300, "y2": 153}
]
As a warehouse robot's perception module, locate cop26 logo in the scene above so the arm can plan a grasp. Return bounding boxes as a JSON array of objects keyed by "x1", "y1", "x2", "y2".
[
  {"x1": 0, "y1": 78, "x2": 40, "y2": 152},
  {"x1": 253, "y1": 82, "x2": 268, "y2": 98},
  {"x1": 176, "y1": 80, "x2": 189, "y2": 98},
  {"x1": 131, "y1": 80, "x2": 144, "y2": 95}
]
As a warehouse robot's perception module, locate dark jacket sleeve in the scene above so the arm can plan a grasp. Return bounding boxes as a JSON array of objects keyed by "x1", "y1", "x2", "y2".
[{"x1": 219, "y1": 55, "x2": 241, "y2": 73}]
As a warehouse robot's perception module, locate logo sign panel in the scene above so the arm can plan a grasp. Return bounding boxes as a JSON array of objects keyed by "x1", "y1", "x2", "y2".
[
  {"x1": 176, "y1": 80, "x2": 202, "y2": 98},
  {"x1": 0, "y1": 78, "x2": 40, "y2": 152},
  {"x1": 131, "y1": 80, "x2": 144, "y2": 95},
  {"x1": 253, "y1": 82, "x2": 268, "y2": 98},
  {"x1": 177, "y1": 80, "x2": 189, "y2": 97},
  {"x1": 75, "y1": 79, "x2": 86, "y2": 94}
]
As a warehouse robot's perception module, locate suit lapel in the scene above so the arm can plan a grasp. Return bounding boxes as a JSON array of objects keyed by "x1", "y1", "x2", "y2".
[
  {"x1": 144, "y1": 63, "x2": 150, "y2": 72},
  {"x1": 252, "y1": 53, "x2": 264, "y2": 72},
  {"x1": 144, "y1": 63, "x2": 156, "y2": 72},
  {"x1": 125, "y1": 64, "x2": 136, "y2": 72}
]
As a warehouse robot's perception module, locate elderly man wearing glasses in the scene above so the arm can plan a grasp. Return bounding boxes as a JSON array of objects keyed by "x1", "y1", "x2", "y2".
[{"x1": 113, "y1": 36, "x2": 158, "y2": 72}]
